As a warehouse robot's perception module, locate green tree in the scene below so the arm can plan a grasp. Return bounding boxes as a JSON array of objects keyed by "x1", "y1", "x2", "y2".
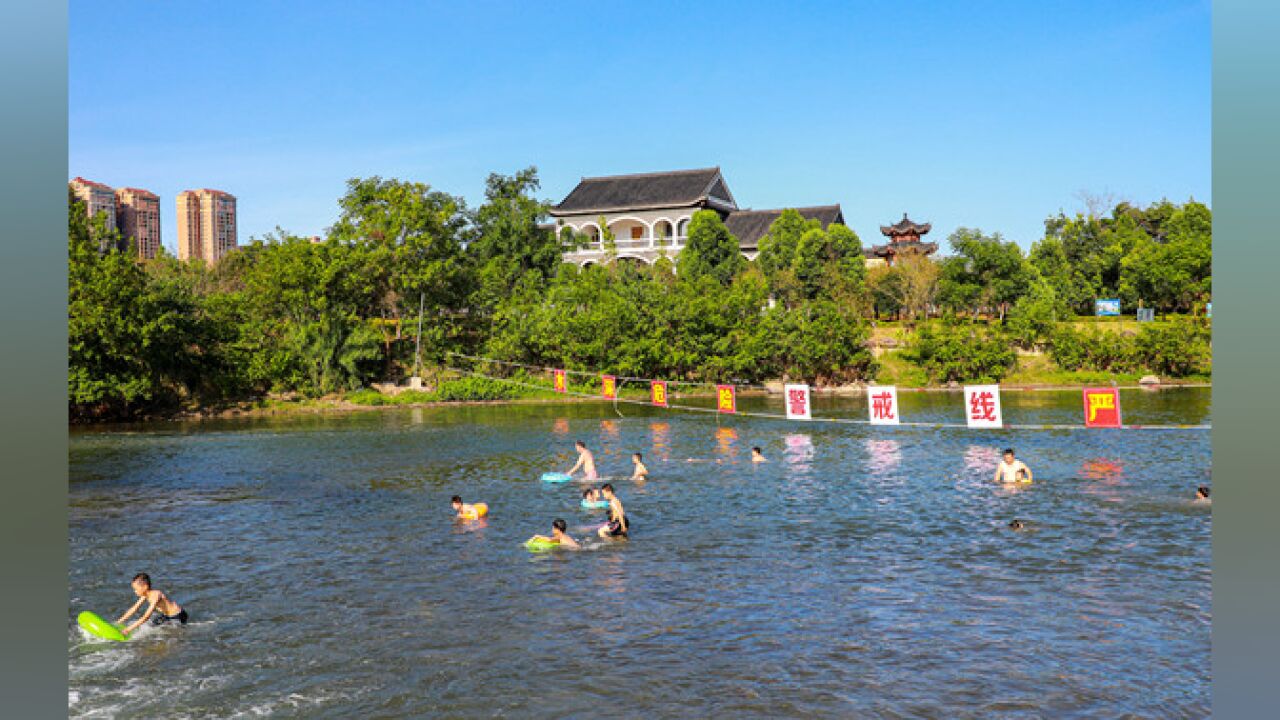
[{"x1": 677, "y1": 209, "x2": 744, "y2": 286}]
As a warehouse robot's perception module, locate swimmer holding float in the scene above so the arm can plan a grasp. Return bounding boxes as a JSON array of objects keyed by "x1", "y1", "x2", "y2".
[
  {"x1": 527, "y1": 518, "x2": 580, "y2": 549},
  {"x1": 993, "y1": 448, "x2": 1033, "y2": 484},
  {"x1": 567, "y1": 441, "x2": 598, "y2": 480},
  {"x1": 451, "y1": 495, "x2": 489, "y2": 520}
]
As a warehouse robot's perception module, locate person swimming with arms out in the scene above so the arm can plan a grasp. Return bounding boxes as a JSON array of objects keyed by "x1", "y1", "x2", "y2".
[
  {"x1": 567, "y1": 440, "x2": 598, "y2": 481},
  {"x1": 993, "y1": 448, "x2": 1033, "y2": 484},
  {"x1": 116, "y1": 572, "x2": 186, "y2": 635},
  {"x1": 750, "y1": 446, "x2": 767, "y2": 463},
  {"x1": 596, "y1": 483, "x2": 629, "y2": 540},
  {"x1": 529, "y1": 518, "x2": 580, "y2": 549},
  {"x1": 631, "y1": 453, "x2": 648, "y2": 481}
]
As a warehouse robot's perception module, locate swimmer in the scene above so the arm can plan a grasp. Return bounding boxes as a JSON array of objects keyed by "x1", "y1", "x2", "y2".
[
  {"x1": 116, "y1": 573, "x2": 186, "y2": 635},
  {"x1": 1195, "y1": 486, "x2": 1211, "y2": 502},
  {"x1": 451, "y1": 495, "x2": 485, "y2": 519},
  {"x1": 751, "y1": 446, "x2": 767, "y2": 463},
  {"x1": 993, "y1": 448, "x2": 1033, "y2": 484},
  {"x1": 582, "y1": 487, "x2": 602, "y2": 503},
  {"x1": 567, "y1": 440, "x2": 598, "y2": 480},
  {"x1": 597, "y1": 483, "x2": 629, "y2": 540},
  {"x1": 1008, "y1": 519, "x2": 1026, "y2": 531},
  {"x1": 529, "y1": 518, "x2": 580, "y2": 549},
  {"x1": 631, "y1": 453, "x2": 648, "y2": 480}
]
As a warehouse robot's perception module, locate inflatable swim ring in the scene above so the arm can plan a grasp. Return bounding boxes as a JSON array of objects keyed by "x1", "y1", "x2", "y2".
[
  {"x1": 77, "y1": 611, "x2": 128, "y2": 642},
  {"x1": 541, "y1": 472, "x2": 572, "y2": 483},
  {"x1": 459, "y1": 502, "x2": 489, "y2": 520},
  {"x1": 524, "y1": 537, "x2": 559, "y2": 551},
  {"x1": 581, "y1": 499, "x2": 609, "y2": 510}
]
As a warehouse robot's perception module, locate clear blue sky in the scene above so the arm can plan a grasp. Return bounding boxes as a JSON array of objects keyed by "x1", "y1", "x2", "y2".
[{"x1": 69, "y1": 1, "x2": 1209, "y2": 254}]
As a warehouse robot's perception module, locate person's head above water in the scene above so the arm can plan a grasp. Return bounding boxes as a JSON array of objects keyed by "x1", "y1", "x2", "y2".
[
  {"x1": 131, "y1": 572, "x2": 152, "y2": 595},
  {"x1": 451, "y1": 495, "x2": 462, "y2": 508},
  {"x1": 1008, "y1": 519, "x2": 1025, "y2": 530},
  {"x1": 752, "y1": 447, "x2": 762, "y2": 455},
  {"x1": 575, "y1": 440, "x2": 587, "y2": 451},
  {"x1": 601, "y1": 483, "x2": 615, "y2": 498},
  {"x1": 1196, "y1": 486, "x2": 1210, "y2": 499},
  {"x1": 552, "y1": 518, "x2": 567, "y2": 533},
  {"x1": 633, "y1": 452, "x2": 642, "y2": 462},
  {"x1": 1003, "y1": 448, "x2": 1016, "y2": 461}
]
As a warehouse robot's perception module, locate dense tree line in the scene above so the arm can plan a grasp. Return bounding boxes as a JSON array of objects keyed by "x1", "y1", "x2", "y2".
[{"x1": 67, "y1": 173, "x2": 1211, "y2": 420}]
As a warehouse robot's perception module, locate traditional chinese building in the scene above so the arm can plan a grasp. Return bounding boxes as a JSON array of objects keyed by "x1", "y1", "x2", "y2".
[
  {"x1": 865, "y1": 213, "x2": 937, "y2": 267},
  {"x1": 550, "y1": 167, "x2": 845, "y2": 266}
]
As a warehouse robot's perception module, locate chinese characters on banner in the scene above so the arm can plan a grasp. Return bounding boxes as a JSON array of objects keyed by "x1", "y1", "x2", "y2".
[
  {"x1": 867, "y1": 385, "x2": 900, "y2": 425},
  {"x1": 601, "y1": 375, "x2": 617, "y2": 400},
  {"x1": 552, "y1": 369, "x2": 566, "y2": 393},
  {"x1": 784, "y1": 384, "x2": 812, "y2": 420},
  {"x1": 1082, "y1": 387, "x2": 1122, "y2": 428},
  {"x1": 650, "y1": 380, "x2": 668, "y2": 407},
  {"x1": 716, "y1": 384, "x2": 736, "y2": 414},
  {"x1": 964, "y1": 385, "x2": 1003, "y2": 428}
]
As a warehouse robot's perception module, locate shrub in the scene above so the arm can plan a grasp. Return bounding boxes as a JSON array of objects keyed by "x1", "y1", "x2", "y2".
[
  {"x1": 1048, "y1": 326, "x2": 1138, "y2": 373},
  {"x1": 1134, "y1": 319, "x2": 1211, "y2": 377},
  {"x1": 907, "y1": 321, "x2": 1017, "y2": 383}
]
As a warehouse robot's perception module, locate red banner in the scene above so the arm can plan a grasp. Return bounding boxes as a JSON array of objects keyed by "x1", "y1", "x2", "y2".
[
  {"x1": 650, "y1": 380, "x2": 668, "y2": 407},
  {"x1": 716, "y1": 384, "x2": 736, "y2": 414},
  {"x1": 1082, "y1": 387, "x2": 1122, "y2": 428},
  {"x1": 602, "y1": 375, "x2": 617, "y2": 399},
  {"x1": 552, "y1": 369, "x2": 566, "y2": 393}
]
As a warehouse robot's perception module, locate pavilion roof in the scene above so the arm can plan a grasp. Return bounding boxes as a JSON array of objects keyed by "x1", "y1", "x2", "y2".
[{"x1": 880, "y1": 213, "x2": 932, "y2": 237}]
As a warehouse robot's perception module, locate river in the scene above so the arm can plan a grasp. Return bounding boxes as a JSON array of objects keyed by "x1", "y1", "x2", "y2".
[{"x1": 69, "y1": 388, "x2": 1212, "y2": 718}]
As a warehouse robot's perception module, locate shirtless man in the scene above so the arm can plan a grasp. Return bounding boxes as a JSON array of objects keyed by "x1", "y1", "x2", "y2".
[
  {"x1": 597, "y1": 483, "x2": 629, "y2": 540},
  {"x1": 568, "y1": 441, "x2": 598, "y2": 480},
  {"x1": 116, "y1": 573, "x2": 186, "y2": 635},
  {"x1": 631, "y1": 453, "x2": 648, "y2": 481},
  {"x1": 993, "y1": 448, "x2": 1033, "y2": 484},
  {"x1": 529, "y1": 519, "x2": 580, "y2": 549}
]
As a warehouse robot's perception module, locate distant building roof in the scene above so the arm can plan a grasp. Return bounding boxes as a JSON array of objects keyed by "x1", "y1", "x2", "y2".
[
  {"x1": 880, "y1": 213, "x2": 931, "y2": 237},
  {"x1": 552, "y1": 167, "x2": 736, "y2": 215},
  {"x1": 70, "y1": 177, "x2": 113, "y2": 191},
  {"x1": 116, "y1": 187, "x2": 158, "y2": 199},
  {"x1": 725, "y1": 205, "x2": 845, "y2": 250}
]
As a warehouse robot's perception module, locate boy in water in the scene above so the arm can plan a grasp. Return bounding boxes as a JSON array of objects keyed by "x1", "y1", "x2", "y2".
[
  {"x1": 631, "y1": 453, "x2": 648, "y2": 480},
  {"x1": 582, "y1": 487, "x2": 602, "y2": 503},
  {"x1": 993, "y1": 448, "x2": 1033, "y2": 484},
  {"x1": 530, "y1": 518, "x2": 580, "y2": 549},
  {"x1": 567, "y1": 440, "x2": 598, "y2": 480},
  {"x1": 597, "y1": 483, "x2": 629, "y2": 540},
  {"x1": 451, "y1": 495, "x2": 484, "y2": 519},
  {"x1": 1195, "y1": 486, "x2": 1211, "y2": 502},
  {"x1": 116, "y1": 573, "x2": 186, "y2": 635},
  {"x1": 751, "y1": 447, "x2": 767, "y2": 463}
]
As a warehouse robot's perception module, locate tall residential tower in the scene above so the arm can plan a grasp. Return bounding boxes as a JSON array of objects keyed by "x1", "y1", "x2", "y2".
[
  {"x1": 69, "y1": 177, "x2": 118, "y2": 232},
  {"x1": 115, "y1": 187, "x2": 162, "y2": 259},
  {"x1": 177, "y1": 189, "x2": 237, "y2": 263}
]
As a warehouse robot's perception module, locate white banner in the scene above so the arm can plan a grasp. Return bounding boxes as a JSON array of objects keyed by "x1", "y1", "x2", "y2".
[
  {"x1": 867, "y1": 385, "x2": 900, "y2": 425},
  {"x1": 784, "y1": 383, "x2": 811, "y2": 420},
  {"x1": 964, "y1": 384, "x2": 1003, "y2": 428}
]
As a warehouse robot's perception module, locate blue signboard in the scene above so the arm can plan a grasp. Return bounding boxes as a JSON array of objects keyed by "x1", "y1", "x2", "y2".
[
  {"x1": 1206, "y1": 302, "x2": 1212, "y2": 318},
  {"x1": 1095, "y1": 299, "x2": 1121, "y2": 317}
]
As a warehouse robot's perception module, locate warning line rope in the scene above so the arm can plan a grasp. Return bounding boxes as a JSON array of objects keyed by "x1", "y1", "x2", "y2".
[{"x1": 442, "y1": 364, "x2": 1211, "y2": 432}]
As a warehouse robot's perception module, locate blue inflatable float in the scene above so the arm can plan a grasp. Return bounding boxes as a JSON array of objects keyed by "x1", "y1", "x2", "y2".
[{"x1": 541, "y1": 472, "x2": 572, "y2": 483}]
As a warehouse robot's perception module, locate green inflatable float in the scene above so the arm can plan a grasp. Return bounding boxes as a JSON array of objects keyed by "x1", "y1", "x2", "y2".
[{"x1": 77, "y1": 611, "x2": 128, "y2": 642}]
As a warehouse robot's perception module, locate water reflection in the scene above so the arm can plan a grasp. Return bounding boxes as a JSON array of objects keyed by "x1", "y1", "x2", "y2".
[{"x1": 865, "y1": 438, "x2": 902, "y2": 478}]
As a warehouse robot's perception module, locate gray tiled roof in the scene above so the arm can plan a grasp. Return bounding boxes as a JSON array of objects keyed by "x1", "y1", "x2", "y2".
[
  {"x1": 552, "y1": 168, "x2": 734, "y2": 214},
  {"x1": 725, "y1": 205, "x2": 845, "y2": 249}
]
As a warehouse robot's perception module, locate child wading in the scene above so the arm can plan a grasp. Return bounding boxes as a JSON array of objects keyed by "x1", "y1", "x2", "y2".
[
  {"x1": 597, "y1": 483, "x2": 629, "y2": 540},
  {"x1": 116, "y1": 573, "x2": 186, "y2": 634}
]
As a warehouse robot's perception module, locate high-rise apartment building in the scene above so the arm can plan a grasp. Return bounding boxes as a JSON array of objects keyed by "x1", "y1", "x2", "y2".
[
  {"x1": 177, "y1": 189, "x2": 238, "y2": 263},
  {"x1": 69, "y1": 177, "x2": 118, "y2": 232},
  {"x1": 115, "y1": 187, "x2": 162, "y2": 259}
]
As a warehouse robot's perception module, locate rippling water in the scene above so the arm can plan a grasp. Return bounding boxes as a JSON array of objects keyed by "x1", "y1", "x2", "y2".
[{"x1": 69, "y1": 389, "x2": 1211, "y2": 718}]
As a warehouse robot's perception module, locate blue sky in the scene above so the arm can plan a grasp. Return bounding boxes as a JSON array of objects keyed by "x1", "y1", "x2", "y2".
[{"x1": 70, "y1": 1, "x2": 1209, "y2": 254}]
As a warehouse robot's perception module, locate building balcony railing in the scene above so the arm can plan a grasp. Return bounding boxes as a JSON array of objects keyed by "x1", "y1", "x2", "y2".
[{"x1": 572, "y1": 237, "x2": 687, "y2": 253}]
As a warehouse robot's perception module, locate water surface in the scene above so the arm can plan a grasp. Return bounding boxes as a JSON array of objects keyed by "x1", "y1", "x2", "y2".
[{"x1": 69, "y1": 389, "x2": 1212, "y2": 718}]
